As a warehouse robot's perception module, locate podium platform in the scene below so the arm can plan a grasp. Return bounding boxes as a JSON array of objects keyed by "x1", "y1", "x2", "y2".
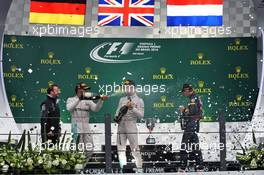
[{"x1": 84, "y1": 145, "x2": 242, "y2": 174}]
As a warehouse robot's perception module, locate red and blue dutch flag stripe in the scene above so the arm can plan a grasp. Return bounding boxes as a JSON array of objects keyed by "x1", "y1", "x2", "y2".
[{"x1": 167, "y1": 0, "x2": 223, "y2": 26}]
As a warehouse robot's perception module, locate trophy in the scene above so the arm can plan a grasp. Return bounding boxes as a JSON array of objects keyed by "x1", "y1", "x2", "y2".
[{"x1": 146, "y1": 118, "x2": 156, "y2": 144}]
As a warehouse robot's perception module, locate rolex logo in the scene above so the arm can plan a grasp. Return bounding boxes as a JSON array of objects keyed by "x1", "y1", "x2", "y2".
[
  {"x1": 195, "y1": 80, "x2": 212, "y2": 94},
  {"x1": 9, "y1": 95, "x2": 24, "y2": 108},
  {"x1": 228, "y1": 66, "x2": 249, "y2": 79},
  {"x1": 11, "y1": 65, "x2": 17, "y2": 73},
  {"x1": 4, "y1": 65, "x2": 24, "y2": 79},
  {"x1": 236, "y1": 95, "x2": 242, "y2": 102},
  {"x1": 78, "y1": 67, "x2": 98, "y2": 80},
  {"x1": 11, "y1": 95, "x2": 17, "y2": 102},
  {"x1": 4, "y1": 36, "x2": 23, "y2": 49},
  {"x1": 197, "y1": 53, "x2": 204, "y2": 60},
  {"x1": 41, "y1": 52, "x2": 61, "y2": 65},
  {"x1": 48, "y1": 81, "x2": 54, "y2": 87},
  {"x1": 48, "y1": 52, "x2": 54, "y2": 59},
  {"x1": 235, "y1": 39, "x2": 241, "y2": 45},
  {"x1": 153, "y1": 96, "x2": 174, "y2": 108},
  {"x1": 190, "y1": 53, "x2": 212, "y2": 65},
  {"x1": 227, "y1": 38, "x2": 248, "y2": 51},
  {"x1": 153, "y1": 67, "x2": 174, "y2": 80},
  {"x1": 161, "y1": 96, "x2": 167, "y2": 103},
  {"x1": 198, "y1": 81, "x2": 205, "y2": 88},
  {"x1": 160, "y1": 67, "x2": 166, "y2": 75},
  {"x1": 85, "y1": 67, "x2": 92, "y2": 74},
  {"x1": 235, "y1": 66, "x2": 241, "y2": 73},
  {"x1": 11, "y1": 36, "x2": 17, "y2": 43},
  {"x1": 229, "y1": 94, "x2": 252, "y2": 107}
]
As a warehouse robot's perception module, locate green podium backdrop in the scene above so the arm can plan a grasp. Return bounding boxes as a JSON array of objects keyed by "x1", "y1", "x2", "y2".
[{"x1": 3, "y1": 35, "x2": 258, "y2": 123}]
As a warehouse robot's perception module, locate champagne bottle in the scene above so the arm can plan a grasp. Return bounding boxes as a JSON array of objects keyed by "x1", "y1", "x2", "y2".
[
  {"x1": 114, "y1": 97, "x2": 131, "y2": 123},
  {"x1": 83, "y1": 92, "x2": 102, "y2": 100}
]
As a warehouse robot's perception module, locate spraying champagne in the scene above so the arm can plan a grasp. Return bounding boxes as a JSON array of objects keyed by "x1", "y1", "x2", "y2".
[{"x1": 83, "y1": 92, "x2": 103, "y2": 100}]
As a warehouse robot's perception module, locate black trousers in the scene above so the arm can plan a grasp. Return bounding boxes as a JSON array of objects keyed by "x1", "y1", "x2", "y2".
[{"x1": 180, "y1": 130, "x2": 203, "y2": 169}]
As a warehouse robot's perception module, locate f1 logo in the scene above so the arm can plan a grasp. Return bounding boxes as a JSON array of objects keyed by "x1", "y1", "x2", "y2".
[{"x1": 106, "y1": 42, "x2": 134, "y2": 55}]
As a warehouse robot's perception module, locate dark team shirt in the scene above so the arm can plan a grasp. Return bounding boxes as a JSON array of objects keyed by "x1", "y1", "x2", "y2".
[{"x1": 40, "y1": 95, "x2": 60, "y2": 134}]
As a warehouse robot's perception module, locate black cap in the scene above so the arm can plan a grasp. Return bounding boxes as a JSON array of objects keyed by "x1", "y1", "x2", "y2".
[
  {"x1": 182, "y1": 83, "x2": 193, "y2": 92},
  {"x1": 78, "y1": 82, "x2": 90, "y2": 90},
  {"x1": 123, "y1": 79, "x2": 135, "y2": 86},
  {"x1": 75, "y1": 82, "x2": 91, "y2": 93}
]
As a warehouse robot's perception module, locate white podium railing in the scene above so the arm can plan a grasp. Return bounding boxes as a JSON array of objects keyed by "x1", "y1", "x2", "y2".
[{"x1": 0, "y1": 0, "x2": 20, "y2": 141}]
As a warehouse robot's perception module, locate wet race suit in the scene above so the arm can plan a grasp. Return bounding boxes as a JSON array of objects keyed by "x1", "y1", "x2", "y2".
[{"x1": 180, "y1": 93, "x2": 203, "y2": 170}]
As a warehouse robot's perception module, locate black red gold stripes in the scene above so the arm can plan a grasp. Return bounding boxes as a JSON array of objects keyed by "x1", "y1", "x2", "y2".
[{"x1": 29, "y1": 0, "x2": 86, "y2": 25}]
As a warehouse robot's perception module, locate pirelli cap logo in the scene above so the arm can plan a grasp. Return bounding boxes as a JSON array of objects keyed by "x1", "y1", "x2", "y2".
[
  {"x1": 229, "y1": 95, "x2": 252, "y2": 107},
  {"x1": 228, "y1": 66, "x2": 249, "y2": 79},
  {"x1": 9, "y1": 95, "x2": 24, "y2": 108},
  {"x1": 4, "y1": 65, "x2": 24, "y2": 79},
  {"x1": 78, "y1": 67, "x2": 98, "y2": 80},
  {"x1": 153, "y1": 95, "x2": 174, "y2": 108},
  {"x1": 40, "y1": 52, "x2": 62, "y2": 65},
  {"x1": 194, "y1": 81, "x2": 212, "y2": 94},
  {"x1": 190, "y1": 52, "x2": 212, "y2": 65},
  {"x1": 153, "y1": 67, "x2": 174, "y2": 80},
  {"x1": 227, "y1": 38, "x2": 248, "y2": 52},
  {"x1": 4, "y1": 36, "x2": 24, "y2": 49}
]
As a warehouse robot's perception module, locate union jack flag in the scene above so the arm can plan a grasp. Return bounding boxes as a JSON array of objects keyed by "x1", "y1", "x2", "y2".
[{"x1": 98, "y1": 0, "x2": 155, "y2": 26}]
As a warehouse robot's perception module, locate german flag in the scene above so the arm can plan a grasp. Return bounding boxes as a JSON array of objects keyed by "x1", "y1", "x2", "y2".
[{"x1": 29, "y1": 0, "x2": 86, "y2": 25}]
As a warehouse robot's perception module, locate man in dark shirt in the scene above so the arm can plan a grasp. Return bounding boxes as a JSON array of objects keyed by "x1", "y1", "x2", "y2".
[
  {"x1": 179, "y1": 84, "x2": 203, "y2": 172},
  {"x1": 40, "y1": 84, "x2": 61, "y2": 145}
]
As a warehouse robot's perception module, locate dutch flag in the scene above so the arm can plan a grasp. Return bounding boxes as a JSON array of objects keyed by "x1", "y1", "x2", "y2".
[{"x1": 167, "y1": 0, "x2": 223, "y2": 26}]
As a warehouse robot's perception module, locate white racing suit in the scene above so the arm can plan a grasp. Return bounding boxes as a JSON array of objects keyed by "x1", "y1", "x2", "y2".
[
  {"x1": 115, "y1": 94, "x2": 144, "y2": 169},
  {"x1": 66, "y1": 96, "x2": 103, "y2": 161}
]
